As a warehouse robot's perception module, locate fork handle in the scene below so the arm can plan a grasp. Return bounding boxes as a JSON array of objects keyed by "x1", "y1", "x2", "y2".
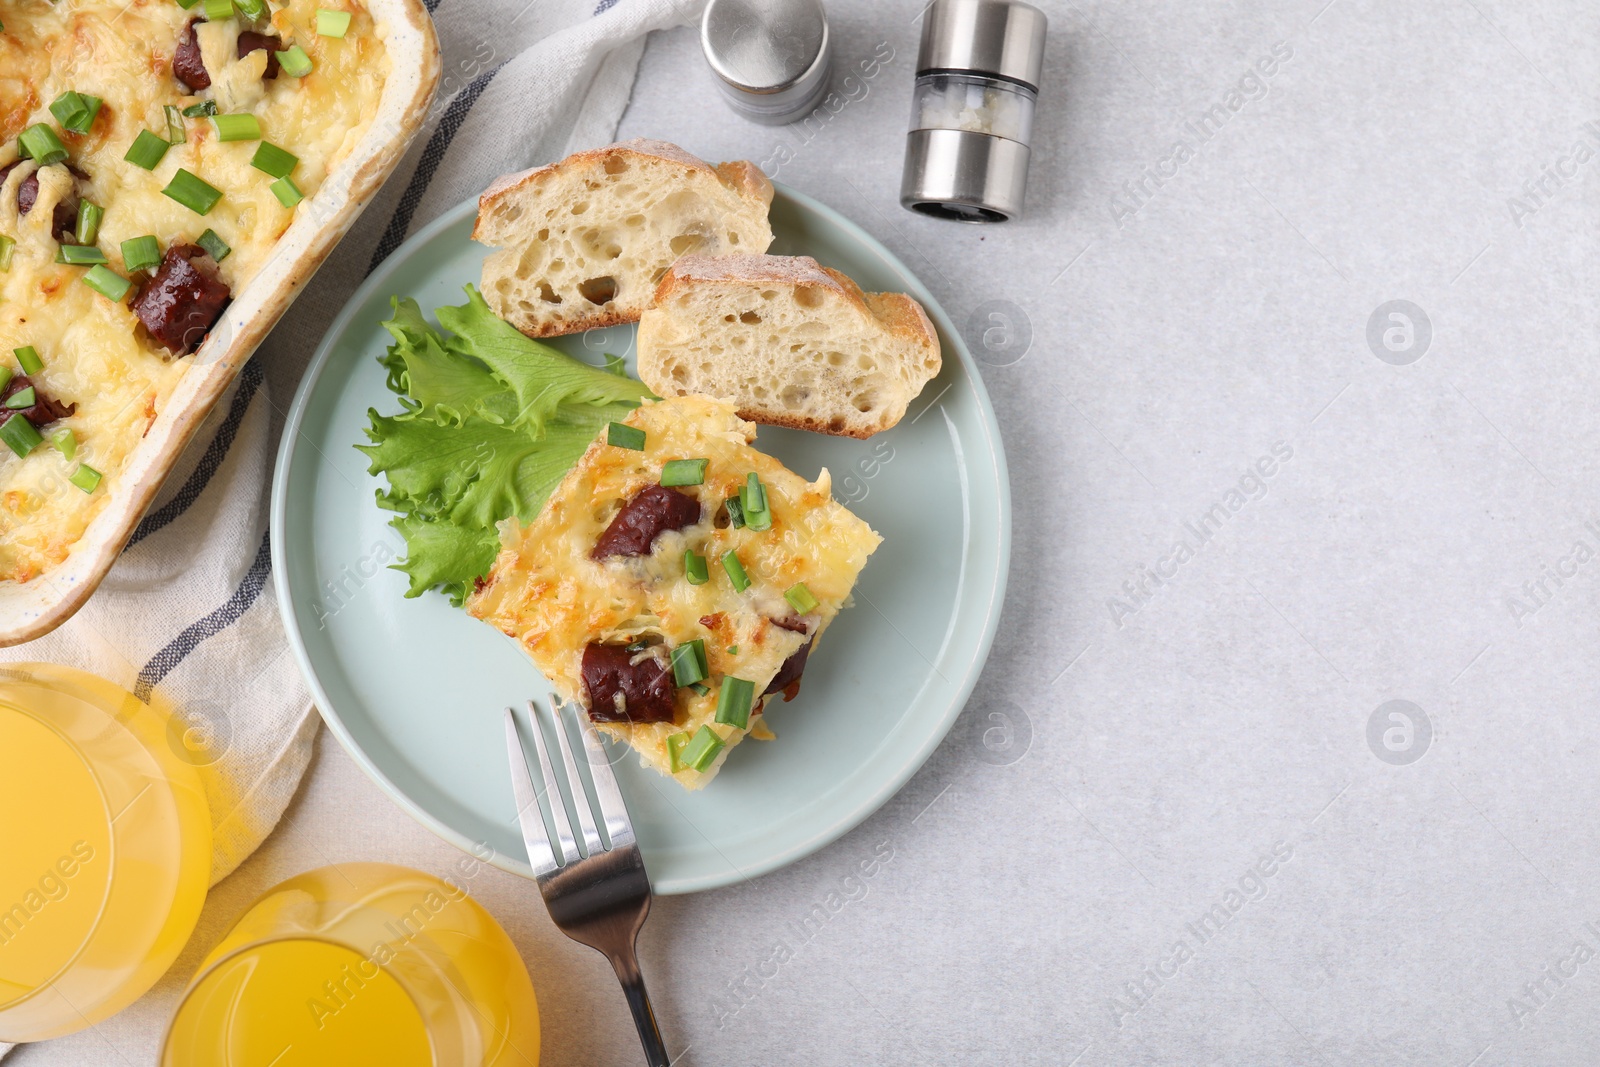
[{"x1": 610, "y1": 951, "x2": 671, "y2": 1067}]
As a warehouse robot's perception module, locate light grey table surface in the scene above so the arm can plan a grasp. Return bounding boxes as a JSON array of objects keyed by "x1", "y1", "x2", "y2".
[{"x1": 21, "y1": 1, "x2": 1600, "y2": 1063}]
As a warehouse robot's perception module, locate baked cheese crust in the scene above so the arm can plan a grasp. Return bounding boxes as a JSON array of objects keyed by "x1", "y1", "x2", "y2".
[
  {"x1": 0, "y1": 0, "x2": 388, "y2": 582},
  {"x1": 468, "y1": 395, "x2": 881, "y2": 789}
]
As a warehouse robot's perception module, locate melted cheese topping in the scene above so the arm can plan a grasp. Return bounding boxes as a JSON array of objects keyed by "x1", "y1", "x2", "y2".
[
  {"x1": 0, "y1": 0, "x2": 388, "y2": 581},
  {"x1": 469, "y1": 395, "x2": 881, "y2": 790}
]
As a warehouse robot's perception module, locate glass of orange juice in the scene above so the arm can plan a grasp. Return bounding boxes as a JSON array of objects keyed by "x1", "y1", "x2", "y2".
[
  {"x1": 160, "y1": 863, "x2": 541, "y2": 1066},
  {"x1": 0, "y1": 662, "x2": 212, "y2": 1043}
]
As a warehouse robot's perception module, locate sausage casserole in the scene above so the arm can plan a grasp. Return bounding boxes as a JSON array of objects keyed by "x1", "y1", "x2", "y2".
[{"x1": 0, "y1": 0, "x2": 388, "y2": 582}]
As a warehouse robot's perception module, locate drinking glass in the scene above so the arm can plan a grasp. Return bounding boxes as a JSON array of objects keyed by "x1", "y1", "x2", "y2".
[
  {"x1": 0, "y1": 662, "x2": 212, "y2": 1042},
  {"x1": 161, "y1": 863, "x2": 541, "y2": 1066}
]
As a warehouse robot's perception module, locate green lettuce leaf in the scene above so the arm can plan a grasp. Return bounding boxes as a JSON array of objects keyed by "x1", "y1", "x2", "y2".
[
  {"x1": 358, "y1": 285, "x2": 649, "y2": 603},
  {"x1": 388, "y1": 515, "x2": 500, "y2": 604},
  {"x1": 434, "y1": 286, "x2": 651, "y2": 432}
]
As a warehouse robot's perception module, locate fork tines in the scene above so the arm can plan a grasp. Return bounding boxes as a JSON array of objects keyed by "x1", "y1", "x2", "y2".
[{"x1": 504, "y1": 695, "x2": 636, "y2": 878}]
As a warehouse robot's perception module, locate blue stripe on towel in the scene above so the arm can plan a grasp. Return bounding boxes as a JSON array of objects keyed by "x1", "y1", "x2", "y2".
[
  {"x1": 367, "y1": 62, "x2": 507, "y2": 274},
  {"x1": 127, "y1": 359, "x2": 266, "y2": 549},
  {"x1": 135, "y1": 529, "x2": 273, "y2": 702}
]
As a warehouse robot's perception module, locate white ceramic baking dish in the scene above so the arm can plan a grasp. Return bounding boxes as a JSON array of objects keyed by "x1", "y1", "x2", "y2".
[{"x1": 0, "y1": 0, "x2": 440, "y2": 647}]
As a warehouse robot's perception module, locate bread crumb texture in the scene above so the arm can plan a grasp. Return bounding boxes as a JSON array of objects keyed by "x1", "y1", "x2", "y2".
[
  {"x1": 637, "y1": 255, "x2": 942, "y2": 438},
  {"x1": 474, "y1": 139, "x2": 774, "y2": 338}
]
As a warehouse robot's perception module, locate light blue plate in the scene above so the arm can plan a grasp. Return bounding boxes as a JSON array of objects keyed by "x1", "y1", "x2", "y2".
[{"x1": 271, "y1": 186, "x2": 1010, "y2": 894}]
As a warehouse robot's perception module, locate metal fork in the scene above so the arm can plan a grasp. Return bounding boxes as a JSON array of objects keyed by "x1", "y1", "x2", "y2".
[{"x1": 504, "y1": 697, "x2": 670, "y2": 1067}]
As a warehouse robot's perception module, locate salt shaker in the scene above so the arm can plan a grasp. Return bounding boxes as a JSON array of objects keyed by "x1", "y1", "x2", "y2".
[
  {"x1": 900, "y1": 0, "x2": 1048, "y2": 222},
  {"x1": 701, "y1": 0, "x2": 833, "y2": 126}
]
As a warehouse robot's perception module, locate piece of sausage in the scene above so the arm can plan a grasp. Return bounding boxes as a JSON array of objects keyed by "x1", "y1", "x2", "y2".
[
  {"x1": 173, "y1": 20, "x2": 211, "y2": 91},
  {"x1": 0, "y1": 376, "x2": 75, "y2": 428},
  {"x1": 30, "y1": 177, "x2": 80, "y2": 244},
  {"x1": 764, "y1": 640, "x2": 810, "y2": 701},
  {"x1": 236, "y1": 31, "x2": 282, "y2": 78},
  {"x1": 133, "y1": 245, "x2": 232, "y2": 355},
  {"x1": 581, "y1": 643, "x2": 677, "y2": 724},
  {"x1": 591, "y1": 484, "x2": 701, "y2": 559},
  {"x1": 14, "y1": 170, "x2": 35, "y2": 215},
  {"x1": 176, "y1": 22, "x2": 279, "y2": 91},
  {"x1": 3, "y1": 161, "x2": 78, "y2": 243}
]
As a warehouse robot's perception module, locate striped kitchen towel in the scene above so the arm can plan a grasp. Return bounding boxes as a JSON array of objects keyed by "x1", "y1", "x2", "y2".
[{"x1": 0, "y1": 0, "x2": 699, "y2": 1056}]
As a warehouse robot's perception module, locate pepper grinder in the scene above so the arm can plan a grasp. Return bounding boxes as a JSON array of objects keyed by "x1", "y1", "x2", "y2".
[
  {"x1": 901, "y1": 0, "x2": 1048, "y2": 222},
  {"x1": 701, "y1": 0, "x2": 833, "y2": 126}
]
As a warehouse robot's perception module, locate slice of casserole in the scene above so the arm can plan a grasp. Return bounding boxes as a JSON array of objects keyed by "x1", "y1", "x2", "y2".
[{"x1": 468, "y1": 395, "x2": 880, "y2": 789}]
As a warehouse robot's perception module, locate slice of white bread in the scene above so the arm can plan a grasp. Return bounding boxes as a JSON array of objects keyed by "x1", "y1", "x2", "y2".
[
  {"x1": 635, "y1": 255, "x2": 942, "y2": 439},
  {"x1": 473, "y1": 139, "x2": 775, "y2": 338}
]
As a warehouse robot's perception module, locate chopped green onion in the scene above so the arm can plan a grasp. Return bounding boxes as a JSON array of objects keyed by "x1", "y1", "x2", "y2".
[
  {"x1": 269, "y1": 175, "x2": 303, "y2": 208},
  {"x1": 124, "y1": 129, "x2": 172, "y2": 170},
  {"x1": 250, "y1": 141, "x2": 297, "y2": 178},
  {"x1": 679, "y1": 725, "x2": 725, "y2": 773},
  {"x1": 80, "y1": 94, "x2": 104, "y2": 131},
  {"x1": 316, "y1": 8, "x2": 351, "y2": 36},
  {"x1": 0, "y1": 415, "x2": 41, "y2": 457},
  {"x1": 660, "y1": 457, "x2": 707, "y2": 487},
  {"x1": 726, "y1": 645, "x2": 738, "y2": 655},
  {"x1": 202, "y1": 0, "x2": 234, "y2": 19},
  {"x1": 721, "y1": 550, "x2": 750, "y2": 592},
  {"x1": 741, "y1": 472, "x2": 772, "y2": 531},
  {"x1": 669, "y1": 644, "x2": 703, "y2": 686},
  {"x1": 742, "y1": 472, "x2": 766, "y2": 514},
  {"x1": 688, "y1": 682, "x2": 710, "y2": 697},
  {"x1": 236, "y1": 0, "x2": 268, "y2": 18},
  {"x1": 49, "y1": 92, "x2": 102, "y2": 134},
  {"x1": 19, "y1": 125, "x2": 67, "y2": 167},
  {"x1": 82, "y1": 265, "x2": 132, "y2": 302},
  {"x1": 785, "y1": 583, "x2": 819, "y2": 615},
  {"x1": 724, "y1": 496, "x2": 745, "y2": 528},
  {"x1": 606, "y1": 422, "x2": 645, "y2": 450},
  {"x1": 69, "y1": 464, "x2": 101, "y2": 493},
  {"x1": 74, "y1": 201, "x2": 102, "y2": 246},
  {"x1": 196, "y1": 229, "x2": 231, "y2": 263},
  {"x1": 175, "y1": 0, "x2": 202, "y2": 10},
  {"x1": 165, "y1": 104, "x2": 186, "y2": 144},
  {"x1": 715, "y1": 676, "x2": 755, "y2": 729},
  {"x1": 0, "y1": 236, "x2": 13, "y2": 272},
  {"x1": 624, "y1": 637, "x2": 650, "y2": 653},
  {"x1": 50, "y1": 428, "x2": 76, "y2": 460},
  {"x1": 670, "y1": 640, "x2": 707, "y2": 687},
  {"x1": 211, "y1": 113, "x2": 261, "y2": 142},
  {"x1": 0, "y1": 368, "x2": 12, "y2": 393},
  {"x1": 683, "y1": 549, "x2": 708, "y2": 585},
  {"x1": 182, "y1": 100, "x2": 219, "y2": 118},
  {"x1": 666, "y1": 731, "x2": 692, "y2": 773},
  {"x1": 276, "y1": 45, "x2": 313, "y2": 77},
  {"x1": 122, "y1": 236, "x2": 161, "y2": 273},
  {"x1": 5, "y1": 387, "x2": 35, "y2": 410},
  {"x1": 56, "y1": 244, "x2": 108, "y2": 266},
  {"x1": 14, "y1": 347, "x2": 41, "y2": 376},
  {"x1": 162, "y1": 169, "x2": 222, "y2": 215}
]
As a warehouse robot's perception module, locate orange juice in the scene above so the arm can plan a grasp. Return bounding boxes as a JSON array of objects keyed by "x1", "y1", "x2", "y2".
[
  {"x1": 162, "y1": 864, "x2": 540, "y2": 1066},
  {"x1": 0, "y1": 663, "x2": 211, "y2": 1042},
  {"x1": 164, "y1": 940, "x2": 433, "y2": 1067}
]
